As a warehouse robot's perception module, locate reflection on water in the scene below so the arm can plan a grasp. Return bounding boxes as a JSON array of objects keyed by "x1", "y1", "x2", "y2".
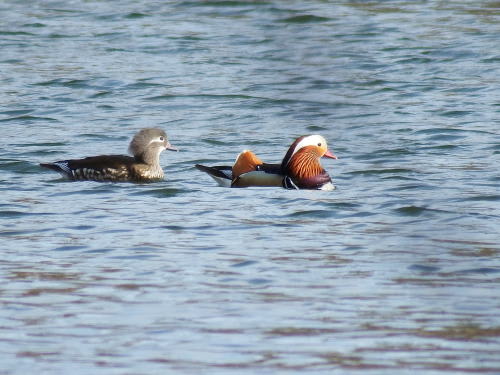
[{"x1": 1, "y1": 0, "x2": 500, "y2": 374}]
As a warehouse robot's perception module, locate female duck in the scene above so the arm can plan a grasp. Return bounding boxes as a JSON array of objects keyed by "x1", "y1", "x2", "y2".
[{"x1": 40, "y1": 128, "x2": 177, "y2": 182}]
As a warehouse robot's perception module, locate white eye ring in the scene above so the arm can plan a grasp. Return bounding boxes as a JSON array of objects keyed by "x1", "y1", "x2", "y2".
[{"x1": 159, "y1": 136, "x2": 164, "y2": 141}]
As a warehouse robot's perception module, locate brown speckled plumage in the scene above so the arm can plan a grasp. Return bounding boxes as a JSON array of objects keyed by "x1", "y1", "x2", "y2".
[{"x1": 40, "y1": 128, "x2": 176, "y2": 182}]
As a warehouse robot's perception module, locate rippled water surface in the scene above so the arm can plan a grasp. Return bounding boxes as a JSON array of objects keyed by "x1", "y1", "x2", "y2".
[{"x1": 1, "y1": 1, "x2": 500, "y2": 374}]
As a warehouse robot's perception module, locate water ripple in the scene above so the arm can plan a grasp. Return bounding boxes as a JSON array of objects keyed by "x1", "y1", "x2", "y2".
[{"x1": 1, "y1": 1, "x2": 499, "y2": 374}]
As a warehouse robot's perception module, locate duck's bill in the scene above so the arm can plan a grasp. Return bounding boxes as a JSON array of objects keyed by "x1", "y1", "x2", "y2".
[
  {"x1": 323, "y1": 150, "x2": 338, "y2": 159},
  {"x1": 166, "y1": 143, "x2": 179, "y2": 152}
]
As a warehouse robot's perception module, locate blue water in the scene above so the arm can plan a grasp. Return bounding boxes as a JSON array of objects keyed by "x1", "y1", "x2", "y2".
[{"x1": 1, "y1": 1, "x2": 500, "y2": 374}]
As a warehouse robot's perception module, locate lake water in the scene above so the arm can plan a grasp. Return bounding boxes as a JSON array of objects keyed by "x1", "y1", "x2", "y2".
[{"x1": 1, "y1": 1, "x2": 499, "y2": 374}]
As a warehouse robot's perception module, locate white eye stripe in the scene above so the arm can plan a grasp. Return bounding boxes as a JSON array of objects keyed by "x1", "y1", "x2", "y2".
[
  {"x1": 147, "y1": 136, "x2": 167, "y2": 146},
  {"x1": 290, "y1": 135, "x2": 327, "y2": 157}
]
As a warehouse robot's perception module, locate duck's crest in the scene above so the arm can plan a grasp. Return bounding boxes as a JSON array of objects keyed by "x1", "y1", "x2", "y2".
[{"x1": 280, "y1": 135, "x2": 308, "y2": 169}]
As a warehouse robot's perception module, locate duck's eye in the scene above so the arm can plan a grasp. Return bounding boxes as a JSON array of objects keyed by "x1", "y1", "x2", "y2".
[
  {"x1": 317, "y1": 142, "x2": 322, "y2": 147},
  {"x1": 159, "y1": 136, "x2": 164, "y2": 141}
]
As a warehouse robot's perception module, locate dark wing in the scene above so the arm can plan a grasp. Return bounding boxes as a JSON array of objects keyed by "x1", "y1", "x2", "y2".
[
  {"x1": 195, "y1": 164, "x2": 232, "y2": 179},
  {"x1": 256, "y1": 163, "x2": 282, "y2": 174},
  {"x1": 40, "y1": 161, "x2": 73, "y2": 177},
  {"x1": 41, "y1": 155, "x2": 134, "y2": 181},
  {"x1": 195, "y1": 164, "x2": 233, "y2": 187}
]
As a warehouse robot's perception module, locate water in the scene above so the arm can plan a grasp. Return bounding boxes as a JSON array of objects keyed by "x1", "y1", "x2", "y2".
[{"x1": 1, "y1": 1, "x2": 500, "y2": 374}]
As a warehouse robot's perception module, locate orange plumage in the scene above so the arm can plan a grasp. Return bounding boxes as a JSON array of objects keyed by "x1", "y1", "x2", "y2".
[
  {"x1": 232, "y1": 150, "x2": 263, "y2": 179},
  {"x1": 195, "y1": 134, "x2": 336, "y2": 190},
  {"x1": 286, "y1": 146, "x2": 324, "y2": 180}
]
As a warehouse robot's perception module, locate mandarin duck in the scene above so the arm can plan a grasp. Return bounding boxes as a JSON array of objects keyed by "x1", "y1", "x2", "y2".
[
  {"x1": 195, "y1": 134, "x2": 337, "y2": 190},
  {"x1": 40, "y1": 128, "x2": 177, "y2": 182}
]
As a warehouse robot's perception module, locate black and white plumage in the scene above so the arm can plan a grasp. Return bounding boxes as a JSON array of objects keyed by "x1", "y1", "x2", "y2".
[
  {"x1": 40, "y1": 128, "x2": 177, "y2": 182},
  {"x1": 195, "y1": 135, "x2": 337, "y2": 191}
]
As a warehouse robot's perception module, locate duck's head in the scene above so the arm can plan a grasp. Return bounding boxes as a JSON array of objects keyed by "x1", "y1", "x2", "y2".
[
  {"x1": 281, "y1": 134, "x2": 337, "y2": 170},
  {"x1": 129, "y1": 128, "x2": 177, "y2": 162}
]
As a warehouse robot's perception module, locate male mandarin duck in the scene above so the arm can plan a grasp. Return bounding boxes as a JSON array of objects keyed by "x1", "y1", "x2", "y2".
[
  {"x1": 40, "y1": 128, "x2": 178, "y2": 182},
  {"x1": 195, "y1": 134, "x2": 337, "y2": 190}
]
